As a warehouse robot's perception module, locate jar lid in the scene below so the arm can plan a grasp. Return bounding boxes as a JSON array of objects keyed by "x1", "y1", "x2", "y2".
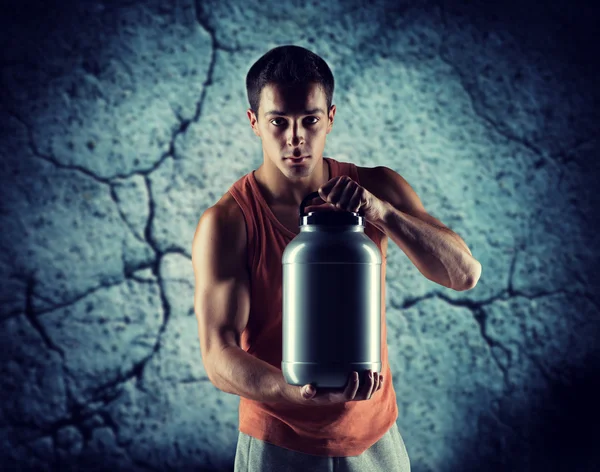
[{"x1": 298, "y1": 191, "x2": 365, "y2": 227}]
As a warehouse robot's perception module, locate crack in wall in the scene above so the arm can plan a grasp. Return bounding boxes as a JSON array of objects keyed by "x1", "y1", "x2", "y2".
[
  {"x1": 1, "y1": 21, "x2": 257, "y2": 450},
  {"x1": 395, "y1": 284, "x2": 578, "y2": 395},
  {"x1": 108, "y1": 183, "x2": 148, "y2": 245},
  {"x1": 12, "y1": 373, "x2": 124, "y2": 455},
  {"x1": 394, "y1": 281, "x2": 580, "y2": 447},
  {"x1": 435, "y1": 0, "x2": 598, "y2": 184},
  {"x1": 155, "y1": 0, "x2": 257, "y2": 163},
  {"x1": 23, "y1": 276, "x2": 64, "y2": 359},
  {"x1": 4, "y1": 2, "x2": 596, "y2": 468}
]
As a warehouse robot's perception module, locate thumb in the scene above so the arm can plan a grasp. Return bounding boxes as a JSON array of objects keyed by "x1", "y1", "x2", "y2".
[{"x1": 302, "y1": 384, "x2": 316, "y2": 398}]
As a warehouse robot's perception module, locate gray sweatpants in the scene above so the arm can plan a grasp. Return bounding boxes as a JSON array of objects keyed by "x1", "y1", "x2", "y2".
[{"x1": 234, "y1": 421, "x2": 411, "y2": 472}]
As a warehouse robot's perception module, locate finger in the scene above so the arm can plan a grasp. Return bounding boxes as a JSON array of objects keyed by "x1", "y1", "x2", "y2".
[
  {"x1": 375, "y1": 373, "x2": 383, "y2": 391},
  {"x1": 338, "y1": 184, "x2": 358, "y2": 209},
  {"x1": 302, "y1": 384, "x2": 316, "y2": 399},
  {"x1": 360, "y1": 370, "x2": 374, "y2": 399},
  {"x1": 347, "y1": 188, "x2": 363, "y2": 212},
  {"x1": 345, "y1": 371, "x2": 360, "y2": 400},
  {"x1": 374, "y1": 373, "x2": 381, "y2": 390},
  {"x1": 318, "y1": 176, "x2": 340, "y2": 196},
  {"x1": 371, "y1": 372, "x2": 378, "y2": 392},
  {"x1": 367, "y1": 370, "x2": 376, "y2": 398},
  {"x1": 325, "y1": 178, "x2": 348, "y2": 204},
  {"x1": 305, "y1": 203, "x2": 337, "y2": 213}
]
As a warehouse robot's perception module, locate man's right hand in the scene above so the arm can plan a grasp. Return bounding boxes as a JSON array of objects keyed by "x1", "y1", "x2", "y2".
[{"x1": 284, "y1": 370, "x2": 383, "y2": 406}]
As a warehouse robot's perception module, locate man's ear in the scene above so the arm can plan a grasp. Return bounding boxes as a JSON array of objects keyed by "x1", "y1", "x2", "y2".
[
  {"x1": 247, "y1": 109, "x2": 260, "y2": 137},
  {"x1": 326, "y1": 104, "x2": 336, "y2": 134}
]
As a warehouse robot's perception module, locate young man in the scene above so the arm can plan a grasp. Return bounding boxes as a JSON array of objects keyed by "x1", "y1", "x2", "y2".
[{"x1": 194, "y1": 44, "x2": 478, "y2": 472}]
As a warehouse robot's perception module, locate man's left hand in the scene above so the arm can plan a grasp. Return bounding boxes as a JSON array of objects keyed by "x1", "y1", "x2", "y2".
[{"x1": 304, "y1": 176, "x2": 390, "y2": 225}]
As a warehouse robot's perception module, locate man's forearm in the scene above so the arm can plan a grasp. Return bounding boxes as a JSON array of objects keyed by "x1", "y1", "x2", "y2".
[
  {"x1": 377, "y1": 202, "x2": 481, "y2": 291},
  {"x1": 209, "y1": 345, "x2": 296, "y2": 404}
]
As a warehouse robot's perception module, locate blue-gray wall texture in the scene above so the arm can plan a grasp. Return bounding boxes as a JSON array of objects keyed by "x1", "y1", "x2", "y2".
[{"x1": 1, "y1": 0, "x2": 599, "y2": 471}]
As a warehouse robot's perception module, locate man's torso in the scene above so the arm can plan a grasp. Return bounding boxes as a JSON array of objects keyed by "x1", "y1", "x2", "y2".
[{"x1": 215, "y1": 165, "x2": 375, "y2": 262}]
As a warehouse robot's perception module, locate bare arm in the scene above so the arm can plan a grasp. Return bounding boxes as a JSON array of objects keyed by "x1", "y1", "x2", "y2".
[
  {"x1": 192, "y1": 204, "x2": 300, "y2": 405},
  {"x1": 210, "y1": 345, "x2": 299, "y2": 404}
]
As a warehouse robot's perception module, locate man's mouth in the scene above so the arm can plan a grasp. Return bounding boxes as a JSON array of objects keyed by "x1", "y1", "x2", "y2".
[{"x1": 286, "y1": 156, "x2": 309, "y2": 164}]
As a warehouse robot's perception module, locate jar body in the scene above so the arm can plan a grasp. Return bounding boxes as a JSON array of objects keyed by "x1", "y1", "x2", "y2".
[{"x1": 281, "y1": 225, "x2": 382, "y2": 388}]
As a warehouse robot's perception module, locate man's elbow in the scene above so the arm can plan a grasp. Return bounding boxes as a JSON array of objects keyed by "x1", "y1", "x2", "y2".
[{"x1": 460, "y1": 261, "x2": 482, "y2": 291}]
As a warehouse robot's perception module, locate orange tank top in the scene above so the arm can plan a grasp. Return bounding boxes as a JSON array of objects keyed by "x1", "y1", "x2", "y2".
[{"x1": 227, "y1": 156, "x2": 398, "y2": 457}]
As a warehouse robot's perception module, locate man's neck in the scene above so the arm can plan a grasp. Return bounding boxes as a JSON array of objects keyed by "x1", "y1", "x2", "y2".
[{"x1": 255, "y1": 158, "x2": 330, "y2": 208}]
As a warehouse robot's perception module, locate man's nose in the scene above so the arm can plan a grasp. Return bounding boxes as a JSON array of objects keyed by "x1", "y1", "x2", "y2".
[{"x1": 288, "y1": 129, "x2": 304, "y2": 146}]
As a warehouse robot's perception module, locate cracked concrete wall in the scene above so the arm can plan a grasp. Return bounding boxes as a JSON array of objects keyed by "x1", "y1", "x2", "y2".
[{"x1": 1, "y1": 0, "x2": 599, "y2": 470}]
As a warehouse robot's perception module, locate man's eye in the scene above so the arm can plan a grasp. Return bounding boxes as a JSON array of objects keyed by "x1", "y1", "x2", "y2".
[{"x1": 271, "y1": 117, "x2": 318, "y2": 126}]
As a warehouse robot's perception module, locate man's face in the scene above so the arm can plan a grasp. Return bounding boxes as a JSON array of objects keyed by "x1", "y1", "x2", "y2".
[{"x1": 247, "y1": 82, "x2": 336, "y2": 176}]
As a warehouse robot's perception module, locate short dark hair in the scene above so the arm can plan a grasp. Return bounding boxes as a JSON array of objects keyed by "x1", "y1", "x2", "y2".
[{"x1": 246, "y1": 45, "x2": 335, "y2": 122}]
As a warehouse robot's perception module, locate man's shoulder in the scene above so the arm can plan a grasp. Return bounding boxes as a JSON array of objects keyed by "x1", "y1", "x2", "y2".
[
  {"x1": 355, "y1": 164, "x2": 380, "y2": 191},
  {"x1": 198, "y1": 192, "x2": 243, "y2": 247},
  {"x1": 213, "y1": 193, "x2": 245, "y2": 231}
]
